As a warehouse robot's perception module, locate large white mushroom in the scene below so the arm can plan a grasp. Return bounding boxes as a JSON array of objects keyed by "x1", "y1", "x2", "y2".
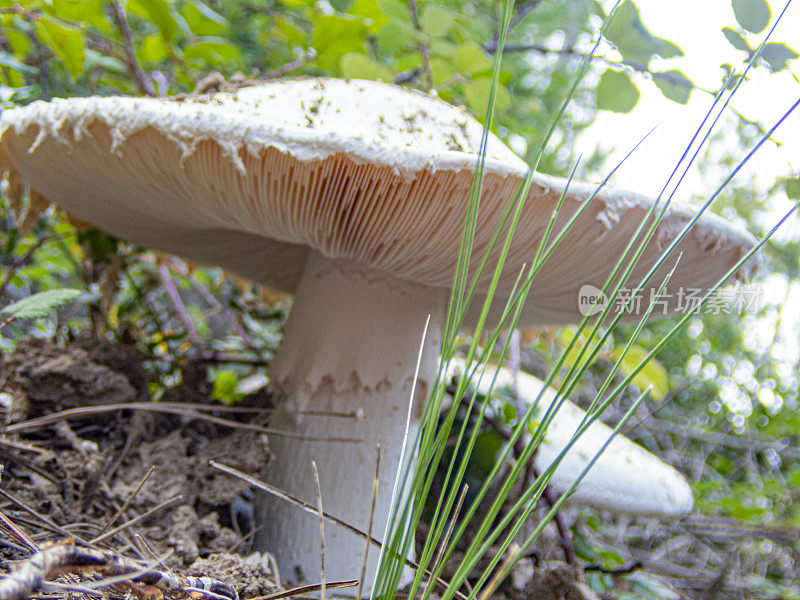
[
  {"x1": 447, "y1": 358, "x2": 693, "y2": 516},
  {"x1": 0, "y1": 78, "x2": 753, "y2": 589}
]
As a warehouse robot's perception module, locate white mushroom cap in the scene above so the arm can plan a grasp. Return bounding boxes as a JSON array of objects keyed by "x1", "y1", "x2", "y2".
[
  {"x1": 448, "y1": 358, "x2": 693, "y2": 516},
  {"x1": 0, "y1": 78, "x2": 755, "y2": 326}
]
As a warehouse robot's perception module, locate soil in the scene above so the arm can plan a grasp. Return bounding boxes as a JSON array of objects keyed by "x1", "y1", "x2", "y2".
[
  {"x1": 0, "y1": 337, "x2": 592, "y2": 600},
  {"x1": 0, "y1": 337, "x2": 277, "y2": 599}
]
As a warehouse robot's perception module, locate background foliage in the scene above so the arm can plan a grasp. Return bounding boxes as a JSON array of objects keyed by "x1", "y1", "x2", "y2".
[{"x1": 1, "y1": 0, "x2": 799, "y2": 598}]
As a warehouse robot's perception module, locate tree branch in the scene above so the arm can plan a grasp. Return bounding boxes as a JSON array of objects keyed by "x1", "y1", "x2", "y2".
[
  {"x1": 406, "y1": 0, "x2": 433, "y2": 89},
  {"x1": 483, "y1": 40, "x2": 772, "y2": 138},
  {"x1": 395, "y1": 66, "x2": 422, "y2": 85},
  {"x1": 110, "y1": 0, "x2": 154, "y2": 96},
  {"x1": 635, "y1": 417, "x2": 800, "y2": 460},
  {"x1": 260, "y1": 48, "x2": 316, "y2": 80}
]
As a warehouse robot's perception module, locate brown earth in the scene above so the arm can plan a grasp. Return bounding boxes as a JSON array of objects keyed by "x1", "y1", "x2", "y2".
[
  {"x1": 0, "y1": 338, "x2": 591, "y2": 600},
  {"x1": 0, "y1": 337, "x2": 278, "y2": 599}
]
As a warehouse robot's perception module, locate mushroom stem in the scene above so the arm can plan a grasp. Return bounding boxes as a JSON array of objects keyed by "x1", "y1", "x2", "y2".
[{"x1": 257, "y1": 251, "x2": 447, "y2": 591}]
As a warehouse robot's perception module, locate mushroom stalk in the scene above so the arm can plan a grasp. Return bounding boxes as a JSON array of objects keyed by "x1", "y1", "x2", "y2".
[{"x1": 257, "y1": 251, "x2": 447, "y2": 590}]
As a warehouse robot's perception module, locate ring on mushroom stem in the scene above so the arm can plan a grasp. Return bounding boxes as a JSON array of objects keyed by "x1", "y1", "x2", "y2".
[{"x1": 0, "y1": 78, "x2": 755, "y2": 592}]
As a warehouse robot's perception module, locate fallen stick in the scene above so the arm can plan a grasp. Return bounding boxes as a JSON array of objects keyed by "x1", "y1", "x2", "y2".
[{"x1": 0, "y1": 541, "x2": 238, "y2": 600}]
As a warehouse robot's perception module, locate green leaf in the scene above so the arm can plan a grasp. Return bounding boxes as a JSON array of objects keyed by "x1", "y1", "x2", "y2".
[
  {"x1": 348, "y1": 0, "x2": 390, "y2": 30},
  {"x1": 572, "y1": 531, "x2": 599, "y2": 561},
  {"x1": 127, "y1": 0, "x2": 179, "y2": 42},
  {"x1": 0, "y1": 51, "x2": 36, "y2": 74},
  {"x1": 611, "y1": 345, "x2": 669, "y2": 401},
  {"x1": 605, "y1": 0, "x2": 682, "y2": 66},
  {"x1": 470, "y1": 68, "x2": 512, "y2": 86},
  {"x1": 653, "y1": 70, "x2": 693, "y2": 104},
  {"x1": 464, "y1": 77, "x2": 510, "y2": 114},
  {"x1": 211, "y1": 370, "x2": 243, "y2": 404},
  {"x1": 394, "y1": 52, "x2": 420, "y2": 72},
  {"x1": 51, "y1": 0, "x2": 112, "y2": 34},
  {"x1": 501, "y1": 402, "x2": 517, "y2": 424},
  {"x1": 6, "y1": 29, "x2": 31, "y2": 57},
  {"x1": 84, "y1": 49, "x2": 128, "y2": 74},
  {"x1": 732, "y1": 0, "x2": 771, "y2": 34},
  {"x1": 420, "y1": 4, "x2": 455, "y2": 36},
  {"x1": 340, "y1": 52, "x2": 393, "y2": 80},
  {"x1": 184, "y1": 36, "x2": 240, "y2": 65},
  {"x1": 529, "y1": 0, "x2": 592, "y2": 39},
  {"x1": 597, "y1": 548, "x2": 625, "y2": 567},
  {"x1": 312, "y1": 14, "x2": 368, "y2": 70},
  {"x1": 376, "y1": 20, "x2": 415, "y2": 55},
  {"x1": 377, "y1": 0, "x2": 408, "y2": 21},
  {"x1": 182, "y1": 0, "x2": 228, "y2": 36},
  {"x1": 2, "y1": 289, "x2": 83, "y2": 320},
  {"x1": 330, "y1": 0, "x2": 354, "y2": 11},
  {"x1": 275, "y1": 16, "x2": 308, "y2": 48},
  {"x1": 595, "y1": 68, "x2": 640, "y2": 113},
  {"x1": 785, "y1": 178, "x2": 800, "y2": 200},
  {"x1": 429, "y1": 58, "x2": 455, "y2": 87},
  {"x1": 430, "y1": 39, "x2": 457, "y2": 59},
  {"x1": 722, "y1": 27, "x2": 751, "y2": 52},
  {"x1": 453, "y1": 43, "x2": 492, "y2": 75},
  {"x1": 760, "y1": 42, "x2": 799, "y2": 71},
  {"x1": 141, "y1": 34, "x2": 170, "y2": 62},
  {"x1": 35, "y1": 16, "x2": 85, "y2": 76}
]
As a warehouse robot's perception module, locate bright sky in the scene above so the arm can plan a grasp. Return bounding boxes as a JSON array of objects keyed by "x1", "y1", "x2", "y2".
[
  {"x1": 577, "y1": 1, "x2": 800, "y2": 414},
  {"x1": 579, "y1": 0, "x2": 800, "y2": 211}
]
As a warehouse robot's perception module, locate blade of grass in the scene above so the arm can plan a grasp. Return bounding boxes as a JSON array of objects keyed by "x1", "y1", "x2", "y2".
[
  {"x1": 412, "y1": 119, "x2": 664, "y2": 600},
  {"x1": 443, "y1": 0, "x2": 515, "y2": 345},
  {"x1": 436, "y1": 259, "x2": 677, "y2": 600},
  {"x1": 356, "y1": 445, "x2": 381, "y2": 600},
  {"x1": 409, "y1": 5, "x2": 635, "y2": 589},
  {"x1": 372, "y1": 315, "x2": 431, "y2": 593},
  {"x1": 311, "y1": 462, "x2": 325, "y2": 600},
  {"x1": 407, "y1": 267, "x2": 531, "y2": 600},
  {"x1": 473, "y1": 387, "x2": 652, "y2": 599},
  {"x1": 459, "y1": 201, "x2": 799, "y2": 599}
]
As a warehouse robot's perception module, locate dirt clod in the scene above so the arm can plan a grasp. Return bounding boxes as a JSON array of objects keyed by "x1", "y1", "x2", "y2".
[
  {"x1": 1, "y1": 337, "x2": 139, "y2": 420},
  {"x1": 0, "y1": 338, "x2": 277, "y2": 597}
]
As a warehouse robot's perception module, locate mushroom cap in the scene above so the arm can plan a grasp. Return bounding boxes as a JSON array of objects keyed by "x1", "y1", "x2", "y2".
[
  {"x1": 0, "y1": 78, "x2": 755, "y2": 326},
  {"x1": 448, "y1": 359, "x2": 693, "y2": 516}
]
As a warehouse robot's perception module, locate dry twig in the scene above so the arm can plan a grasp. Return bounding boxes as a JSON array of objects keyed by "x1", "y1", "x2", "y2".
[
  {"x1": 248, "y1": 579, "x2": 357, "y2": 600},
  {"x1": 0, "y1": 541, "x2": 237, "y2": 600},
  {"x1": 356, "y1": 445, "x2": 381, "y2": 600},
  {"x1": 6, "y1": 404, "x2": 362, "y2": 443},
  {"x1": 210, "y1": 462, "x2": 471, "y2": 600},
  {"x1": 110, "y1": 0, "x2": 154, "y2": 96}
]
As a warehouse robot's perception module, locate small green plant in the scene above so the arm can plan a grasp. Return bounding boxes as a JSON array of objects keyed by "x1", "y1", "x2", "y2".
[{"x1": 0, "y1": 288, "x2": 84, "y2": 330}]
